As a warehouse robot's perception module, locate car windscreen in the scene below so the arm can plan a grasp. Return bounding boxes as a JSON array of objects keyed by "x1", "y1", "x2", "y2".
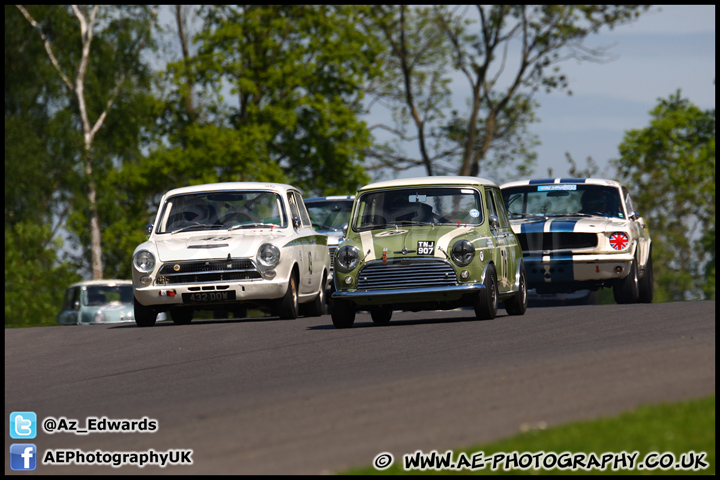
[
  {"x1": 156, "y1": 191, "x2": 288, "y2": 233},
  {"x1": 305, "y1": 200, "x2": 354, "y2": 231},
  {"x1": 353, "y1": 187, "x2": 483, "y2": 231},
  {"x1": 502, "y1": 184, "x2": 626, "y2": 219},
  {"x1": 83, "y1": 285, "x2": 134, "y2": 306}
]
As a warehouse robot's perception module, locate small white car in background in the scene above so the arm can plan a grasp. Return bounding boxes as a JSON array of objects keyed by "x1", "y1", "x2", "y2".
[
  {"x1": 57, "y1": 280, "x2": 139, "y2": 325},
  {"x1": 500, "y1": 178, "x2": 653, "y2": 304},
  {"x1": 131, "y1": 182, "x2": 330, "y2": 326}
]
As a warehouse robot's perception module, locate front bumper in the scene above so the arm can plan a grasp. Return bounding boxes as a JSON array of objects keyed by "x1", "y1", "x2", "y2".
[
  {"x1": 523, "y1": 252, "x2": 633, "y2": 284},
  {"x1": 134, "y1": 278, "x2": 289, "y2": 308},
  {"x1": 332, "y1": 284, "x2": 486, "y2": 306}
]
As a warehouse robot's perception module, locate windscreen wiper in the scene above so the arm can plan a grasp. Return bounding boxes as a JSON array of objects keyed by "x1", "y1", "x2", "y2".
[
  {"x1": 227, "y1": 223, "x2": 278, "y2": 231},
  {"x1": 171, "y1": 224, "x2": 222, "y2": 234}
]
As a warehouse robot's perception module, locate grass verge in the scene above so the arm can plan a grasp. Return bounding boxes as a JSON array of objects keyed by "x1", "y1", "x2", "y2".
[{"x1": 343, "y1": 395, "x2": 715, "y2": 475}]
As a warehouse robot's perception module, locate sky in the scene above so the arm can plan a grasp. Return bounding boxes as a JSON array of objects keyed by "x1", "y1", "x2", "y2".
[
  {"x1": 485, "y1": 5, "x2": 715, "y2": 182},
  {"x1": 359, "y1": 5, "x2": 715, "y2": 183},
  {"x1": 160, "y1": 5, "x2": 715, "y2": 185}
]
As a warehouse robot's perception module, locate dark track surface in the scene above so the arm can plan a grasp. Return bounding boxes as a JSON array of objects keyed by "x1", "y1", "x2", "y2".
[{"x1": 5, "y1": 301, "x2": 715, "y2": 474}]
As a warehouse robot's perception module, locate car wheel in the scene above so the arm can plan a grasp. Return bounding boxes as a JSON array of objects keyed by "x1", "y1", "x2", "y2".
[
  {"x1": 613, "y1": 258, "x2": 640, "y2": 304},
  {"x1": 504, "y1": 265, "x2": 527, "y2": 315},
  {"x1": 475, "y1": 264, "x2": 498, "y2": 320},
  {"x1": 278, "y1": 273, "x2": 299, "y2": 319},
  {"x1": 304, "y1": 274, "x2": 326, "y2": 317},
  {"x1": 638, "y1": 249, "x2": 654, "y2": 303},
  {"x1": 370, "y1": 308, "x2": 393, "y2": 325},
  {"x1": 324, "y1": 284, "x2": 334, "y2": 315},
  {"x1": 331, "y1": 298, "x2": 356, "y2": 328},
  {"x1": 134, "y1": 297, "x2": 158, "y2": 327},
  {"x1": 171, "y1": 307, "x2": 193, "y2": 325}
]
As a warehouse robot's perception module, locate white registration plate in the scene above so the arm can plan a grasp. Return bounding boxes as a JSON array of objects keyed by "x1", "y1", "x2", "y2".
[
  {"x1": 182, "y1": 291, "x2": 236, "y2": 304},
  {"x1": 417, "y1": 241, "x2": 435, "y2": 255}
]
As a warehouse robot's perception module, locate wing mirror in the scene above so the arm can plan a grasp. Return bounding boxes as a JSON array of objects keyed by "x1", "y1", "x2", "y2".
[{"x1": 489, "y1": 214, "x2": 500, "y2": 229}]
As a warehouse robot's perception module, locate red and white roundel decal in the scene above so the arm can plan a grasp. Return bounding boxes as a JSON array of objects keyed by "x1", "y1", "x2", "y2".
[{"x1": 609, "y1": 232, "x2": 629, "y2": 250}]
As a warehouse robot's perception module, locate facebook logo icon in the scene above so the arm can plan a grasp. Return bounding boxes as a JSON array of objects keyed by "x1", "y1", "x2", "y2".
[
  {"x1": 10, "y1": 411, "x2": 37, "y2": 439},
  {"x1": 10, "y1": 444, "x2": 37, "y2": 471}
]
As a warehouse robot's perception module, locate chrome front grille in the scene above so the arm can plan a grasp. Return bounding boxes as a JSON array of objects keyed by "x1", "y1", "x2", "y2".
[
  {"x1": 516, "y1": 232, "x2": 597, "y2": 252},
  {"x1": 328, "y1": 246, "x2": 337, "y2": 272},
  {"x1": 157, "y1": 259, "x2": 260, "y2": 285},
  {"x1": 356, "y1": 258, "x2": 458, "y2": 289}
]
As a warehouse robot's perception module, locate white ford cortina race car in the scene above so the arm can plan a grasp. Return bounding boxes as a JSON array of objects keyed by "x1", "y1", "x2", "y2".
[
  {"x1": 500, "y1": 178, "x2": 653, "y2": 304},
  {"x1": 131, "y1": 182, "x2": 330, "y2": 326}
]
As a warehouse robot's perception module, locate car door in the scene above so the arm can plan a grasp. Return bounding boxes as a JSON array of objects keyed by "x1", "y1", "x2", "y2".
[
  {"x1": 57, "y1": 287, "x2": 81, "y2": 325},
  {"x1": 623, "y1": 187, "x2": 650, "y2": 268},
  {"x1": 287, "y1": 191, "x2": 321, "y2": 295},
  {"x1": 485, "y1": 188, "x2": 510, "y2": 293},
  {"x1": 492, "y1": 187, "x2": 522, "y2": 294}
]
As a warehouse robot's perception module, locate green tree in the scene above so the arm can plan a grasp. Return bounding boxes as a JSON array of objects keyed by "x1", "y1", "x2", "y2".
[
  {"x1": 5, "y1": 5, "x2": 83, "y2": 326},
  {"x1": 15, "y1": 5, "x2": 158, "y2": 280},
  {"x1": 365, "y1": 5, "x2": 650, "y2": 181},
  {"x1": 613, "y1": 91, "x2": 715, "y2": 301},
  {"x1": 149, "y1": 5, "x2": 381, "y2": 197}
]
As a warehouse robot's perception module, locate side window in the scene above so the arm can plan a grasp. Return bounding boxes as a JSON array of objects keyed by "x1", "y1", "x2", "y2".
[
  {"x1": 485, "y1": 188, "x2": 498, "y2": 226},
  {"x1": 491, "y1": 189, "x2": 510, "y2": 228},
  {"x1": 623, "y1": 187, "x2": 637, "y2": 218},
  {"x1": 287, "y1": 191, "x2": 312, "y2": 227},
  {"x1": 287, "y1": 192, "x2": 301, "y2": 222},
  {"x1": 294, "y1": 193, "x2": 312, "y2": 227},
  {"x1": 62, "y1": 287, "x2": 80, "y2": 311}
]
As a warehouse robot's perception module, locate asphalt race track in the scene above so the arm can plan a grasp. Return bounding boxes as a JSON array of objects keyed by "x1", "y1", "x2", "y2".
[{"x1": 5, "y1": 301, "x2": 715, "y2": 475}]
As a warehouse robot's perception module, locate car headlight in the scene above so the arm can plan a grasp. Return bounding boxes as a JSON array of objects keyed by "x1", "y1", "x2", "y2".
[
  {"x1": 451, "y1": 240, "x2": 475, "y2": 266},
  {"x1": 133, "y1": 250, "x2": 156, "y2": 273},
  {"x1": 257, "y1": 243, "x2": 280, "y2": 267},
  {"x1": 336, "y1": 245, "x2": 360, "y2": 272},
  {"x1": 609, "y1": 232, "x2": 630, "y2": 251}
]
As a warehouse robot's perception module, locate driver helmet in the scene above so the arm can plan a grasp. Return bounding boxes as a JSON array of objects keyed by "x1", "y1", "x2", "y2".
[
  {"x1": 581, "y1": 190, "x2": 608, "y2": 213},
  {"x1": 183, "y1": 197, "x2": 213, "y2": 223}
]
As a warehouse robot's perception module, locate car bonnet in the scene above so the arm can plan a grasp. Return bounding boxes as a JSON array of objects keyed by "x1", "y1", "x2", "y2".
[
  {"x1": 353, "y1": 224, "x2": 479, "y2": 262},
  {"x1": 153, "y1": 229, "x2": 290, "y2": 262},
  {"x1": 509, "y1": 215, "x2": 628, "y2": 235}
]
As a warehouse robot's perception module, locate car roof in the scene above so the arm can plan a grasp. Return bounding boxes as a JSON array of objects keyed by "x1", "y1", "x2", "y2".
[
  {"x1": 66, "y1": 279, "x2": 133, "y2": 289},
  {"x1": 304, "y1": 195, "x2": 355, "y2": 202},
  {"x1": 162, "y1": 182, "x2": 301, "y2": 198},
  {"x1": 500, "y1": 177, "x2": 622, "y2": 189},
  {"x1": 358, "y1": 176, "x2": 498, "y2": 192}
]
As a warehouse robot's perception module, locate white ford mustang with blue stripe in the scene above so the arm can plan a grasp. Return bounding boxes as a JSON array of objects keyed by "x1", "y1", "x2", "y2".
[{"x1": 500, "y1": 178, "x2": 653, "y2": 304}]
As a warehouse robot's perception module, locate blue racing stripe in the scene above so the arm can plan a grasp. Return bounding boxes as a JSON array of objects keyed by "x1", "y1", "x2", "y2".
[
  {"x1": 559, "y1": 178, "x2": 586, "y2": 183},
  {"x1": 549, "y1": 218, "x2": 579, "y2": 232},
  {"x1": 524, "y1": 252, "x2": 575, "y2": 284},
  {"x1": 528, "y1": 179, "x2": 555, "y2": 185},
  {"x1": 520, "y1": 221, "x2": 546, "y2": 234}
]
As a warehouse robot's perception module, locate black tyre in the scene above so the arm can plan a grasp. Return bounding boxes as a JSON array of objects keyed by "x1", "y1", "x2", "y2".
[
  {"x1": 134, "y1": 297, "x2": 158, "y2": 327},
  {"x1": 475, "y1": 264, "x2": 498, "y2": 320},
  {"x1": 331, "y1": 298, "x2": 356, "y2": 328},
  {"x1": 278, "y1": 273, "x2": 299, "y2": 319},
  {"x1": 638, "y1": 249, "x2": 654, "y2": 303},
  {"x1": 613, "y1": 259, "x2": 639, "y2": 304},
  {"x1": 504, "y1": 265, "x2": 528, "y2": 315},
  {"x1": 303, "y1": 274, "x2": 327, "y2": 317},
  {"x1": 171, "y1": 307, "x2": 193, "y2": 325},
  {"x1": 370, "y1": 308, "x2": 392, "y2": 325}
]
